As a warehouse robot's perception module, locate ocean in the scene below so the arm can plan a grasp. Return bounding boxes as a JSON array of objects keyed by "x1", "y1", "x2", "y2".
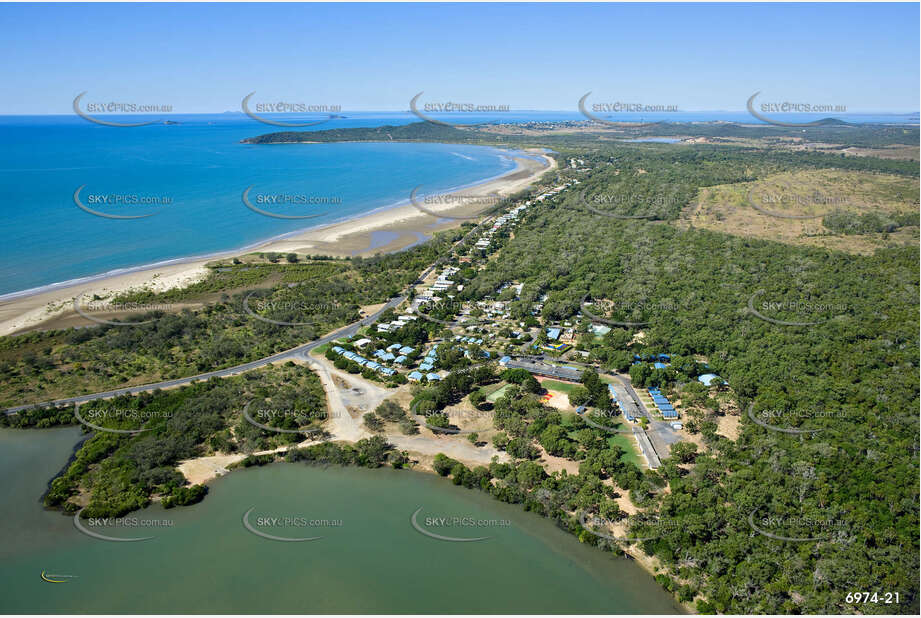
[{"x1": 0, "y1": 114, "x2": 518, "y2": 298}]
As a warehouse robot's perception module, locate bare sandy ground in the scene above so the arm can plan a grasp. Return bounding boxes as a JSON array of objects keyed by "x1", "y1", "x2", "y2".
[{"x1": 0, "y1": 150, "x2": 554, "y2": 336}]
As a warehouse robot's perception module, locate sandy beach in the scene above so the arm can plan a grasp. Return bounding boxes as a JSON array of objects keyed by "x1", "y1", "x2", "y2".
[{"x1": 0, "y1": 150, "x2": 554, "y2": 336}]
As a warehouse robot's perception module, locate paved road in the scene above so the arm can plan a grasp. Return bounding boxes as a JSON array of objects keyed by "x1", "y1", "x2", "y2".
[
  {"x1": 611, "y1": 373, "x2": 680, "y2": 463},
  {"x1": 3, "y1": 295, "x2": 405, "y2": 414}
]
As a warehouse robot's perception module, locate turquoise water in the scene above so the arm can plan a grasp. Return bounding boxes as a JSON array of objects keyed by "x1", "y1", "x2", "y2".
[
  {"x1": 0, "y1": 115, "x2": 516, "y2": 297},
  {"x1": 0, "y1": 427, "x2": 683, "y2": 614}
]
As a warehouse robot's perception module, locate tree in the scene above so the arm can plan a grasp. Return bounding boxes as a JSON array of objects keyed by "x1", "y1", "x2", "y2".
[
  {"x1": 285, "y1": 253, "x2": 298, "y2": 263},
  {"x1": 469, "y1": 389, "x2": 486, "y2": 409},
  {"x1": 568, "y1": 386, "x2": 591, "y2": 407},
  {"x1": 492, "y1": 432, "x2": 509, "y2": 450},
  {"x1": 363, "y1": 413, "x2": 383, "y2": 432}
]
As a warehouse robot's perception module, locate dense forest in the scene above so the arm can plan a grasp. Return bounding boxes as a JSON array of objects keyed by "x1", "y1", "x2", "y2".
[{"x1": 434, "y1": 147, "x2": 919, "y2": 613}]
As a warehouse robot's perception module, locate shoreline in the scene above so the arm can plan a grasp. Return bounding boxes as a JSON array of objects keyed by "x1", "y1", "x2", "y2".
[{"x1": 0, "y1": 149, "x2": 555, "y2": 336}]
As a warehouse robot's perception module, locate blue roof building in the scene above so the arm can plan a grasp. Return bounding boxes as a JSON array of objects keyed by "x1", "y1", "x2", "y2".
[
  {"x1": 426, "y1": 373, "x2": 441, "y2": 381},
  {"x1": 380, "y1": 367, "x2": 396, "y2": 376},
  {"x1": 698, "y1": 373, "x2": 722, "y2": 386},
  {"x1": 399, "y1": 346, "x2": 415, "y2": 355},
  {"x1": 419, "y1": 362, "x2": 434, "y2": 372},
  {"x1": 380, "y1": 352, "x2": 396, "y2": 362},
  {"x1": 547, "y1": 328, "x2": 561, "y2": 340},
  {"x1": 395, "y1": 355, "x2": 408, "y2": 364},
  {"x1": 408, "y1": 371, "x2": 423, "y2": 382},
  {"x1": 387, "y1": 343, "x2": 402, "y2": 351},
  {"x1": 653, "y1": 362, "x2": 667, "y2": 369},
  {"x1": 499, "y1": 356, "x2": 511, "y2": 365}
]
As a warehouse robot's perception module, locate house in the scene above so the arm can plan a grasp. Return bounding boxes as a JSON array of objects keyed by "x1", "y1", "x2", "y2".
[
  {"x1": 408, "y1": 371, "x2": 424, "y2": 382},
  {"x1": 354, "y1": 338, "x2": 371, "y2": 349}
]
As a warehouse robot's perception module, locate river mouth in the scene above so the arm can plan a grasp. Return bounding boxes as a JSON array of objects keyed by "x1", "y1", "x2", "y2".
[{"x1": 0, "y1": 427, "x2": 683, "y2": 614}]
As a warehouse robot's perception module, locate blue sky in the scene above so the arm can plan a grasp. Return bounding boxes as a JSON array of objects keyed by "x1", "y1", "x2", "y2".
[{"x1": 1, "y1": 2, "x2": 918, "y2": 114}]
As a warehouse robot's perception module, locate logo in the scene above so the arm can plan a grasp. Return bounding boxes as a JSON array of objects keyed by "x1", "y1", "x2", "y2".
[
  {"x1": 409, "y1": 92, "x2": 510, "y2": 128},
  {"x1": 241, "y1": 401, "x2": 327, "y2": 435},
  {"x1": 72, "y1": 92, "x2": 170, "y2": 127},
  {"x1": 241, "y1": 186, "x2": 336, "y2": 220},
  {"x1": 73, "y1": 508, "x2": 157, "y2": 542},
  {"x1": 578, "y1": 92, "x2": 672, "y2": 128},
  {"x1": 41, "y1": 571, "x2": 78, "y2": 584},
  {"x1": 72, "y1": 296, "x2": 169, "y2": 327},
  {"x1": 746, "y1": 92, "x2": 850, "y2": 128},
  {"x1": 410, "y1": 507, "x2": 501, "y2": 542},
  {"x1": 408, "y1": 185, "x2": 501, "y2": 220},
  {"x1": 581, "y1": 295, "x2": 649, "y2": 327},
  {"x1": 242, "y1": 507, "x2": 329, "y2": 542},
  {"x1": 241, "y1": 92, "x2": 339, "y2": 127}
]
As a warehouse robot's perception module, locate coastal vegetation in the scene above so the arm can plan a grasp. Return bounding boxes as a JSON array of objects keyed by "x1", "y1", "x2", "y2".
[{"x1": 42, "y1": 363, "x2": 328, "y2": 518}]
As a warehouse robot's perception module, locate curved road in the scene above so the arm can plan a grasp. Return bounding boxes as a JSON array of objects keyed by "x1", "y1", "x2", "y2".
[{"x1": 3, "y1": 295, "x2": 405, "y2": 414}]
